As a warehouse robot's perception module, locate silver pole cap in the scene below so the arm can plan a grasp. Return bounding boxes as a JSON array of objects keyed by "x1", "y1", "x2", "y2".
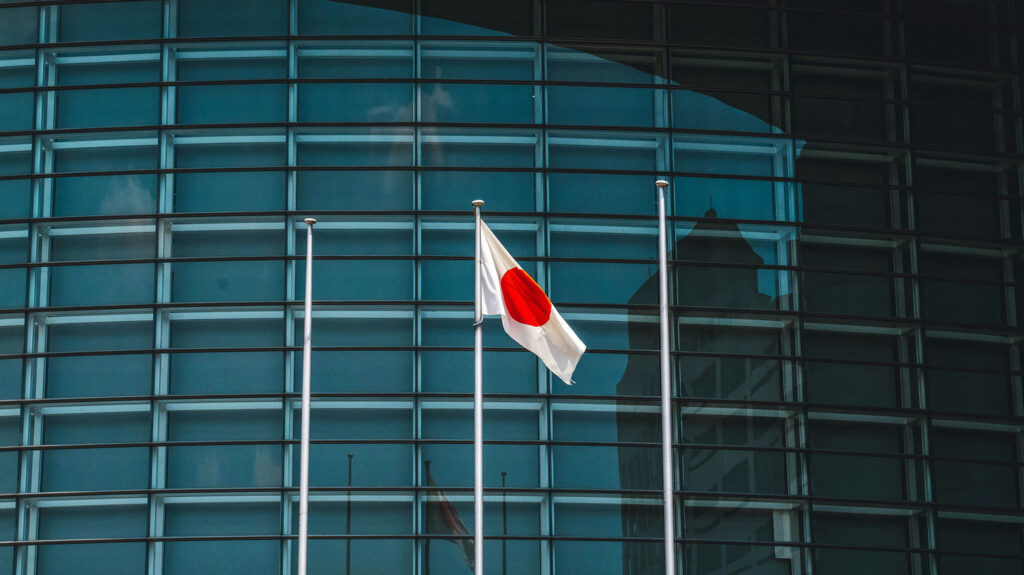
[
  {"x1": 304, "y1": 218, "x2": 317, "y2": 225},
  {"x1": 655, "y1": 180, "x2": 669, "y2": 188},
  {"x1": 472, "y1": 200, "x2": 484, "y2": 207}
]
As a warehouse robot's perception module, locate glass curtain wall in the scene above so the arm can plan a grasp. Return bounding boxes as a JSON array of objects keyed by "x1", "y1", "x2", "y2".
[{"x1": 0, "y1": 0, "x2": 1022, "y2": 574}]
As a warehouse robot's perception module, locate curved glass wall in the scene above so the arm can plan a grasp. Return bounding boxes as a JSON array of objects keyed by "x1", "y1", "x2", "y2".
[{"x1": 1, "y1": 0, "x2": 1023, "y2": 574}]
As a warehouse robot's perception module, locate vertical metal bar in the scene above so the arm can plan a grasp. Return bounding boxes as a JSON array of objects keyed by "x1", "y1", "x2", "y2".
[
  {"x1": 298, "y1": 217, "x2": 316, "y2": 575},
  {"x1": 346, "y1": 453, "x2": 353, "y2": 575},
  {"x1": 472, "y1": 199, "x2": 485, "y2": 575},
  {"x1": 655, "y1": 180, "x2": 676, "y2": 575}
]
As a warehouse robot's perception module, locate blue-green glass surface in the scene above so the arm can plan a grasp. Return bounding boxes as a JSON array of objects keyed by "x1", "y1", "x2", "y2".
[
  {"x1": 41, "y1": 411, "x2": 151, "y2": 492},
  {"x1": 175, "y1": 143, "x2": 286, "y2": 212},
  {"x1": 170, "y1": 318, "x2": 284, "y2": 395}
]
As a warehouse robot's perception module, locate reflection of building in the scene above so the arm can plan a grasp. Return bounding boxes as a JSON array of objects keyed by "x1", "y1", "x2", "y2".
[{"x1": 617, "y1": 209, "x2": 787, "y2": 575}]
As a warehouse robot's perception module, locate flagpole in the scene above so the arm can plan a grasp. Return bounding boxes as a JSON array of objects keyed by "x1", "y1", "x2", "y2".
[
  {"x1": 655, "y1": 180, "x2": 676, "y2": 575},
  {"x1": 472, "y1": 199, "x2": 485, "y2": 575},
  {"x1": 298, "y1": 217, "x2": 316, "y2": 575}
]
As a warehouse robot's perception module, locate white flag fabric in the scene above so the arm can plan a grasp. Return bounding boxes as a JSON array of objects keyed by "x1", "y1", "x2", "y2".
[{"x1": 479, "y1": 221, "x2": 585, "y2": 385}]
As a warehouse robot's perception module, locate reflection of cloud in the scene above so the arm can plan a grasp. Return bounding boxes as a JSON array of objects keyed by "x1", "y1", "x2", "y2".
[{"x1": 100, "y1": 174, "x2": 154, "y2": 214}]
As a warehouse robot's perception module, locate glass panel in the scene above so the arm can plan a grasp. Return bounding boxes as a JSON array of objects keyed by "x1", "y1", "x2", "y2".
[
  {"x1": 0, "y1": 324, "x2": 22, "y2": 400},
  {"x1": 166, "y1": 408, "x2": 282, "y2": 488},
  {"x1": 53, "y1": 145, "x2": 159, "y2": 217},
  {"x1": 671, "y1": 59, "x2": 776, "y2": 134},
  {"x1": 293, "y1": 407, "x2": 412, "y2": 487},
  {"x1": 47, "y1": 320, "x2": 153, "y2": 398},
  {"x1": 421, "y1": 317, "x2": 538, "y2": 394},
  {"x1": 298, "y1": 0, "x2": 413, "y2": 36},
  {"x1": 420, "y1": 131, "x2": 536, "y2": 212},
  {"x1": 164, "y1": 502, "x2": 281, "y2": 575},
  {"x1": 791, "y1": 71, "x2": 892, "y2": 143},
  {"x1": 548, "y1": 135, "x2": 660, "y2": 216},
  {"x1": 57, "y1": 61, "x2": 161, "y2": 129},
  {"x1": 0, "y1": 148, "x2": 31, "y2": 220},
  {"x1": 297, "y1": 47, "x2": 413, "y2": 123},
  {"x1": 547, "y1": 47, "x2": 659, "y2": 128},
  {"x1": 49, "y1": 231, "x2": 156, "y2": 307},
  {"x1": 915, "y1": 165, "x2": 1001, "y2": 239},
  {"x1": 546, "y1": 0, "x2": 653, "y2": 41},
  {"x1": 936, "y1": 518, "x2": 1022, "y2": 575},
  {"x1": 685, "y1": 507, "x2": 796, "y2": 575},
  {"x1": 814, "y1": 514, "x2": 910, "y2": 574},
  {"x1": 919, "y1": 252, "x2": 1003, "y2": 326},
  {"x1": 170, "y1": 317, "x2": 284, "y2": 395},
  {"x1": 296, "y1": 135, "x2": 414, "y2": 211},
  {"x1": 37, "y1": 505, "x2": 148, "y2": 575},
  {"x1": 177, "y1": 0, "x2": 288, "y2": 37},
  {"x1": 0, "y1": 6, "x2": 37, "y2": 47},
  {"x1": 0, "y1": 415, "x2": 20, "y2": 492},
  {"x1": 802, "y1": 244, "x2": 892, "y2": 317},
  {"x1": 299, "y1": 501, "x2": 413, "y2": 573},
  {"x1": 788, "y1": 10, "x2": 885, "y2": 56},
  {"x1": 421, "y1": 0, "x2": 532, "y2": 36},
  {"x1": 59, "y1": 1, "x2": 162, "y2": 42},
  {"x1": 422, "y1": 44, "x2": 535, "y2": 124},
  {"x1": 670, "y1": 4, "x2": 771, "y2": 47},
  {"x1": 798, "y1": 156, "x2": 892, "y2": 229},
  {"x1": 808, "y1": 420, "x2": 904, "y2": 502},
  {"x1": 177, "y1": 57, "x2": 287, "y2": 125},
  {"x1": 926, "y1": 339, "x2": 1010, "y2": 416},
  {"x1": 679, "y1": 325, "x2": 781, "y2": 401},
  {"x1": 0, "y1": 231, "x2": 27, "y2": 310},
  {"x1": 0, "y1": 63, "x2": 35, "y2": 133},
  {"x1": 174, "y1": 142, "x2": 286, "y2": 212},
  {"x1": 802, "y1": 332, "x2": 899, "y2": 408},
  {"x1": 911, "y1": 80, "x2": 1001, "y2": 153},
  {"x1": 931, "y1": 427, "x2": 1017, "y2": 510},
  {"x1": 41, "y1": 411, "x2": 151, "y2": 492},
  {"x1": 172, "y1": 227, "x2": 285, "y2": 303},
  {"x1": 293, "y1": 316, "x2": 413, "y2": 393},
  {"x1": 683, "y1": 414, "x2": 787, "y2": 495}
]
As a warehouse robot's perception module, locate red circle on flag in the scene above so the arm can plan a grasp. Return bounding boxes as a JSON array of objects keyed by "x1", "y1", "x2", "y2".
[{"x1": 500, "y1": 268, "x2": 552, "y2": 327}]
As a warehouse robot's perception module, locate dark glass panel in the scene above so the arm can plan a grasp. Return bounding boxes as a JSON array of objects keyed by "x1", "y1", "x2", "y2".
[
  {"x1": 936, "y1": 519, "x2": 1023, "y2": 575},
  {"x1": 177, "y1": 0, "x2": 287, "y2": 37},
  {"x1": 919, "y1": 252, "x2": 1003, "y2": 326},
  {"x1": 801, "y1": 244, "x2": 893, "y2": 318},
  {"x1": 670, "y1": 4, "x2": 771, "y2": 47},
  {"x1": 791, "y1": 72, "x2": 890, "y2": 143},
  {"x1": 788, "y1": 11, "x2": 885, "y2": 56},
  {"x1": 814, "y1": 514, "x2": 910, "y2": 574},
  {"x1": 421, "y1": 0, "x2": 532, "y2": 36},
  {"x1": 679, "y1": 326, "x2": 781, "y2": 401},
  {"x1": 798, "y1": 157, "x2": 892, "y2": 229},
  {"x1": 298, "y1": 0, "x2": 413, "y2": 35},
  {"x1": 547, "y1": 0, "x2": 653, "y2": 41},
  {"x1": 802, "y1": 332, "x2": 899, "y2": 408},
  {"x1": 911, "y1": 81, "x2": 1000, "y2": 153},
  {"x1": 915, "y1": 165, "x2": 1000, "y2": 239},
  {"x1": 931, "y1": 427, "x2": 1018, "y2": 510},
  {"x1": 808, "y1": 421, "x2": 904, "y2": 502},
  {"x1": 925, "y1": 340, "x2": 1010, "y2": 416},
  {"x1": 683, "y1": 415, "x2": 787, "y2": 495}
]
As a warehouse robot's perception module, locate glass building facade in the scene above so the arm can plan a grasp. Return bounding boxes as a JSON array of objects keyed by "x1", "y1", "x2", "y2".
[{"x1": 1, "y1": 0, "x2": 1023, "y2": 573}]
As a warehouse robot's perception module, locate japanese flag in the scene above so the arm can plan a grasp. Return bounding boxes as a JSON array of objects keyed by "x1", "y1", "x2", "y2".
[{"x1": 479, "y1": 221, "x2": 585, "y2": 385}]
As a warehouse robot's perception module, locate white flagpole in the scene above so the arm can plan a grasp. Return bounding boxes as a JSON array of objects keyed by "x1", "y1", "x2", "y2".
[
  {"x1": 471, "y1": 199, "x2": 485, "y2": 575},
  {"x1": 298, "y1": 217, "x2": 316, "y2": 575},
  {"x1": 655, "y1": 180, "x2": 677, "y2": 575}
]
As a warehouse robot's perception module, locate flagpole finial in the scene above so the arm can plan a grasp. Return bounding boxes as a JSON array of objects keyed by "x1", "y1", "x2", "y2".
[
  {"x1": 304, "y1": 217, "x2": 317, "y2": 225},
  {"x1": 655, "y1": 179, "x2": 669, "y2": 188},
  {"x1": 472, "y1": 199, "x2": 484, "y2": 207}
]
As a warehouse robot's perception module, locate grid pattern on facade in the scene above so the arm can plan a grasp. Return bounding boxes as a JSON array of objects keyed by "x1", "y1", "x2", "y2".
[{"x1": 0, "y1": 0, "x2": 1023, "y2": 574}]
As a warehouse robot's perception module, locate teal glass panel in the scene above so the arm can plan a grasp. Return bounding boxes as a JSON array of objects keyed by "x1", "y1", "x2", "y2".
[
  {"x1": 557, "y1": 407, "x2": 657, "y2": 492},
  {"x1": 808, "y1": 421, "x2": 904, "y2": 502},
  {"x1": 0, "y1": 507, "x2": 14, "y2": 572},
  {"x1": 674, "y1": 226, "x2": 781, "y2": 310},
  {"x1": 0, "y1": 65, "x2": 37, "y2": 133},
  {"x1": 670, "y1": 4, "x2": 770, "y2": 47},
  {"x1": 0, "y1": 325, "x2": 21, "y2": 400},
  {"x1": 177, "y1": 0, "x2": 287, "y2": 37},
  {"x1": 554, "y1": 540, "x2": 662, "y2": 575},
  {"x1": 167, "y1": 409, "x2": 282, "y2": 488},
  {"x1": 420, "y1": 134, "x2": 536, "y2": 212},
  {"x1": 57, "y1": 62, "x2": 160, "y2": 129},
  {"x1": 421, "y1": 0, "x2": 532, "y2": 36},
  {"x1": 59, "y1": 1, "x2": 162, "y2": 42},
  {"x1": 423, "y1": 409, "x2": 538, "y2": 488},
  {"x1": 798, "y1": 157, "x2": 892, "y2": 229},
  {"x1": 175, "y1": 142, "x2": 286, "y2": 212},
  {"x1": 915, "y1": 166, "x2": 1000, "y2": 239},
  {"x1": 420, "y1": 317, "x2": 539, "y2": 394},
  {"x1": 298, "y1": 0, "x2": 413, "y2": 35},
  {"x1": 172, "y1": 228, "x2": 284, "y2": 303},
  {"x1": 0, "y1": 232, "x2": 26, "y2": 310},
  {"x1": 926, "y1": 340, "x2": 1010, "y2": 416},
  {"x1": 296, "y1": 139, "x2": 414, "y2": 210},
  {"x1": 291, "y1": 408, "x2": 412, "y2": 487},
  {"x1": 421, "y1": 225, "x2": 533, "y2": 302},
  {"x1": 814, "y1": 514, "x2": 910, "y2": 574},
  {"x1": 41, "y1": 411, "x2": 150, "y2": 492},
  {"x1": 0, "y1": 7, "x2": 36, "y2": 46},
  {"x1": 177, "y1": 58, "x2": 287, "y2": 125},
  {"x1": 294, "y1": 225, "x2": 413, "y2": 301},
  {"x1": 298, "y1": 51, "x2": 412, "y2": 123},
  {"x1": 802, "y1": 244, "x2": 892, "y2": 317},
  {"x1": 0, "y1": 149, "x2": 31, "y2": 220},
  {"x1": 297, "y1": 502, "x2": 413, "y2": 574},
  {"x1": 683, "y1": 415, "x2": 786, "y2": 495},
  {"x1": 37, "y1": 505, "x2": 148, "y2": 575},
  {"x1": 421, "y1": 47, "x2": 534, "y2": 124},
  {"x1": 547, "y1": 48, "x2": 656, "y2": 128},
  {"x1": 548, "y1": 137, "x2": 658, "y2": 216},
  {"x1": 53, "y1": 145, "x2": 158, "y2": 217},
  {"x1": 170, "y1": 318, "x2": 283, "y2": 395},
  {"x1": 0, "y1": 415, "x2": 19, "y2": 492},
  {"x1": 549, "y1": 229, "x2": 654, "y2": 305},
  {"x1": 47, "y1": 320, "x2": 153, "y2": 398},
  {"x1": 919, "y1": 253, "x2": 1003, "y2": 326},
  {"x1": 674, "y1": 141, "x2": 782, "y2": 222},
  {"x1": 164, "y1": 503, "x2": 281, "y2": 575},
  {"x1": 292, "y1": 316, "x2": 413, "y2": 393},
  {"x1": 547, "y1": 0, "x2": 653, "y2": 41},
  {"x1": 802, "y1": 332, "x2": 899, "y2": 408},
  {"x1": 49, "y1": 232, "x2": 156, "y2": 307},
  {"x1": 936, "y1": 519, "x2": 1022, "y2": 575},
  {"x1": 931, "y1": 427, "x2": 1017, "y2": 509},
  {"x1": 678, "y1": 325, "x2": 781, "y2": 401}
]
